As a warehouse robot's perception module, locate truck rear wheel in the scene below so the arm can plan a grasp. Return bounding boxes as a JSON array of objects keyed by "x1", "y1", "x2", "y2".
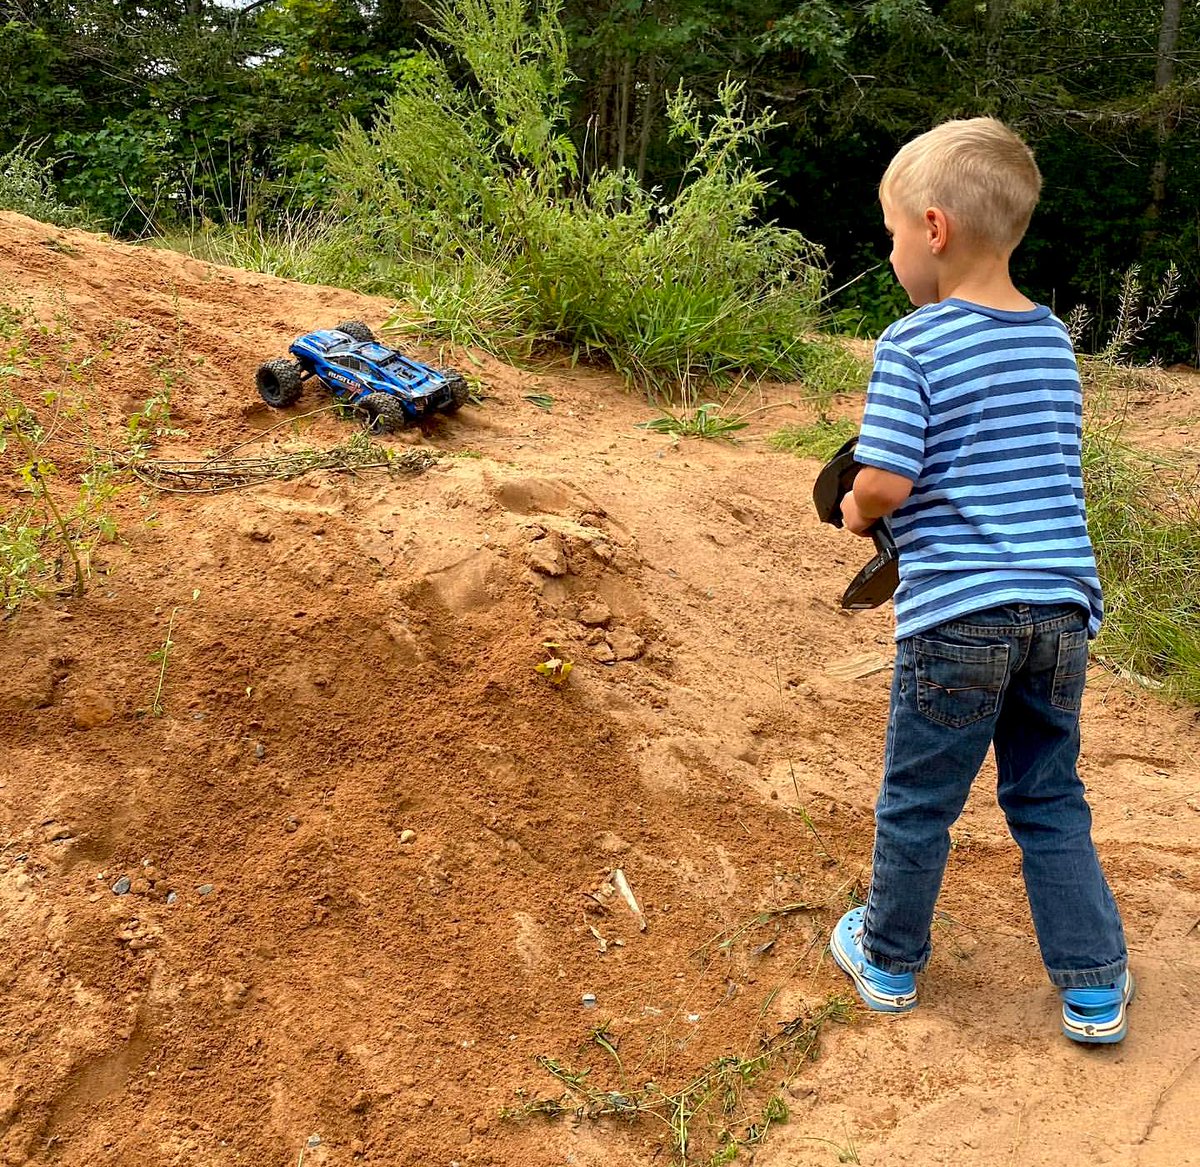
[
  {"x1": 335, "y1": 320, "x2": 376, "y2": 343},
  {"x1": 256, "y1": 359, "x2": 303, "y2": 408}
]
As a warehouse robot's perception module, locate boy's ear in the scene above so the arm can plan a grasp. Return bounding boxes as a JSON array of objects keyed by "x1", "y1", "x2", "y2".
[{"x1": 924, "y1": 207, "x2": 949, "y2": 254}]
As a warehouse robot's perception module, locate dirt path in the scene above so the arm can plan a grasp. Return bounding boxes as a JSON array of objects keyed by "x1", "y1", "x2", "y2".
[{"x1": 1, "y1": 211, "x2": 1198, "y2": 1167}]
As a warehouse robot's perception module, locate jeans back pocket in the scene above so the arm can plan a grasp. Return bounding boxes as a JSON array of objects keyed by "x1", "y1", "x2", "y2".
[
  {"x1": 914, "y1": 636, "x2": 1009, "y2": 728},
  {"x1": 1051, "y1": 628, "x2": 1089, "y2": 711}
]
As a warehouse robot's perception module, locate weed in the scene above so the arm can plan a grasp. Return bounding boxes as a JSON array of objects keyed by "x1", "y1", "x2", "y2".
[
  {"x1": 1068, "y1": 262, "x2": 1181, "y2": 365},
  {"x1": 524, "y1": 392, "x2": 555, "y2": 411},
  {"x1": 691, "y1": 901, "x2": 816, "y2": 962},
  {"x1": 503, "y1": 996, "x2": 850, "y2": 1165},
  {"x1": 147, "y1": 607, "x2": 178, "y2": 717},
  {"x1": 533, "y1": 641, "x2": 573, "y2": 685},
  {"x1": 638, "y1": 402, "x2": 749, "y2": 441}
]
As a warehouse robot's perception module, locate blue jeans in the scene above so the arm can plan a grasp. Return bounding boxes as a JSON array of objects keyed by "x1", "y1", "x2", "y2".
[{"x1": 863, "y1": 602, "x2": 1127, "y2": 989}]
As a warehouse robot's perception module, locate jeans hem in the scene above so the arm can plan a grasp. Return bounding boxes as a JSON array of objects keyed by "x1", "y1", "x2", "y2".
[
  {"x1": 861, "y1": 943, "x2": 929, "y2": 976},
  {"x1": 1046, "y1": 956, "x2": 1128, "y2": 989}
]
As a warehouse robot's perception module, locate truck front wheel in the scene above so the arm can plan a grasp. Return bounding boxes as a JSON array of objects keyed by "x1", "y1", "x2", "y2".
[{"x1": 256, "y1": 359, "x2": 303, "y2": 408}]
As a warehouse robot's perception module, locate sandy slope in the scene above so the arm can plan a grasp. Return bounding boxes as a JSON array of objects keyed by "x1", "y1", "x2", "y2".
[{"x1": 0, "y1": 211, "x2": 1198, "y2": 1167}]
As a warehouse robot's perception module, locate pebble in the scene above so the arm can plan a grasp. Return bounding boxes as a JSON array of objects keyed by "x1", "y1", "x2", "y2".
[
  {"x1": 14, "y1": 873, "x2": 30, "y2": 892},
  {"x1": 112, "y1": 876, "x2": 132, "y2": 896},
  {"x1": 130, "y1": 877, "x2": 152, "y2": 895},
  {"x1": 254, "y1": 743, "x2": 266, "y2": 759},
  {"x1": 306, "y1": 1135, "x2": 321, "y2": 1148},
  {"x1": 197, "y1": 883, "x2": 214, "y2": 896},
  {"x1": 399, "y1": 829, "x2": 416, "y2": 845},
  {"x1": 166, "y1": 891, "x2": 178, "y2": 905},
  {"x1": 581, "y1": 992, "x2": 598, "y2": 1008},
  {"x1": 45, "y1": 825, "x2": 73, "y2": 843}
]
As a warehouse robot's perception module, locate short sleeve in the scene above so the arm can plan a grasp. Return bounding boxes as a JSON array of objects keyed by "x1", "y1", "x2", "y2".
[{"x1": 856, "y1": 337, "x2": 929, "y2": 482}]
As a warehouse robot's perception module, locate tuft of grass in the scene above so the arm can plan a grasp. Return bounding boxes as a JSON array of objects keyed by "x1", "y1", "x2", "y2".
[
  {"x1": 637, "y1": 402, "x2": 750, "y2": 441},
  {"x1": 767, "y1": 416, "x2": 858, "y2": 461}
]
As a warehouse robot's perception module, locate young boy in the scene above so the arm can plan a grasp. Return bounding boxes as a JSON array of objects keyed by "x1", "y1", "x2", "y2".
[{"x1": 829, "y1": 118, "x2": 1132, "y2": 1044}]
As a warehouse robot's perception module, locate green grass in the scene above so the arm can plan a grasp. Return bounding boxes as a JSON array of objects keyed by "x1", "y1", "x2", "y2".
[
  {"x1": 767, "y1": 416, "x2": 858, "y2": 460},
  {"x1": 1081, "y1": 381, "x2": 1200, "y2": 703}
]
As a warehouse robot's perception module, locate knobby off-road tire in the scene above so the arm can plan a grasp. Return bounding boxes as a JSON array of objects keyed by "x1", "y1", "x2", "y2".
[
  {"x1": 357, "y1": 392, "x2": 408, "y2": 433},
  {"x1": 335, "y1": 320, "x2": 376, "y2": 344},
  {"x1": 256, "y1": 358, "x2": 303, "y2": 408},
  {"x1": 437, "y1": 369, "x2": 470, "y2": 413}
]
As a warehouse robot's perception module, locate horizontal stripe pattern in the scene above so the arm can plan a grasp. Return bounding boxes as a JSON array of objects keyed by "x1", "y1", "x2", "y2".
[{"x1": 856, "y1": 299, "x2": 1103, "y2": 641}]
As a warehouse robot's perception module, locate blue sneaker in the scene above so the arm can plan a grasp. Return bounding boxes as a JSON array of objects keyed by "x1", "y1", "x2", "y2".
[
  {"x1": 830, "y1": 906, "x2": 917, "y2": 1013},
  {"x1": 1061, "y1": 970, "x2": 1135, "y2": 1044}
]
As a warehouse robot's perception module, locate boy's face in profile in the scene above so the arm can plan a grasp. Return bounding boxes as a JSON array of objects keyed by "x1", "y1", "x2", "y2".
[{"x1": 881, "y1": 193, "x2": 939, "y2": 307}]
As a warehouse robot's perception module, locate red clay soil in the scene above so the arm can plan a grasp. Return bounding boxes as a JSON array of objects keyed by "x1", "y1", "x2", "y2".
[{"x1": 1, "y1": 211, "x2": 1198, "y2": 1167}]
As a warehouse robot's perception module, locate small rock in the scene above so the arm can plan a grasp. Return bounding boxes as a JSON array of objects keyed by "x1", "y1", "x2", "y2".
[
  {"x1": 399, "y1": 829, "x2": 417, "y2": 845},
  {"x1": 112, "y1": 876, "x2": 132, "y2": 896},
  {"x1": 166, "y1": 891, "x2": 178, "y2": 906},
  {"x1": 130, "y1": 877, "x2": 151, "y2": 896},
  {"x1": 14, "y1": 873, "x2": 31, "y2": 892},
  {"x1": 254, "y1": 742, "x2": 266, "y2": 759},
  {"x1": 143, "y1": 865, "x2": 159, "y2": 881},
  {"x1": 608, "y1": 628, "x2": 645, "y2": 661},
  {"x1": 306, "y1": 1135, "x2": 322, "y2": 1149},
  {"x1": 45, "y1": 825, "x2": 73, "y2": 842},
  {"x1": 577, "y1": 600, "x2": 612, "y2": 627},
  {"x1": 585, "y1": 628, "x2": 606, "y2": 645},
  {"x1": 590, "y1": 642, "x2": 616, "y2": 664},
  {"x1": 526, "y1": 532, "x2": 568, "y2": 577},
  {"x1": 197, "y1": 883, "x2": 214, "y2": 896},
  {"x1": 581, "y1": 992, "x2": 598, "y2": 1009}
]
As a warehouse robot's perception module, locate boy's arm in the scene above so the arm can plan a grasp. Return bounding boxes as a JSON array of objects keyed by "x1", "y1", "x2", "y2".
[{"x1": 843, "y1": 467, "x2": 914, "y2": 535}]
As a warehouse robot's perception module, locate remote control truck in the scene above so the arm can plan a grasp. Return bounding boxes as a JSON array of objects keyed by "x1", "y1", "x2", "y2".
[{"x1": 255, "y1": 321, "x2": 469, "y2": 432}]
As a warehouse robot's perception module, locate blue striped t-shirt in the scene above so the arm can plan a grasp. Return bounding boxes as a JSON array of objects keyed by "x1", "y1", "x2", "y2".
[{"x1": 855, "y1": 298, "x2": 1103, "y2": 641}]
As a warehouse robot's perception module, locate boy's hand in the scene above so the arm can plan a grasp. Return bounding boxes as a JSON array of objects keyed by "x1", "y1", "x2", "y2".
[{"x1": 840, "y1": 491, "x2": 876, "y2": 536}]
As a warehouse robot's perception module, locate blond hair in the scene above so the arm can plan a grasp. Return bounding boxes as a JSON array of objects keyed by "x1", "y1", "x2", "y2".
[{"x1": 880, "y1": 117, "x2": 1042, "y2": 251}]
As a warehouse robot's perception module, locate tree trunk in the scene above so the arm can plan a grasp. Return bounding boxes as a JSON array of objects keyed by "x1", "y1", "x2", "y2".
[
  {"x1": 616, "y1": 57, "x2": 633, "y2": 173},
  {"x1": 635, "y1": 58, "x2": 659, "y2": 187},
  {"x1": 1147, "y1": 0, "x2": 1183, "y2": 223}
]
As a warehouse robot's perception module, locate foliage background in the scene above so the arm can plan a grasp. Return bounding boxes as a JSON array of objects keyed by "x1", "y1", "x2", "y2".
[{"x1": 0, "y1": 0, "x2": 1197, "y2": 360}]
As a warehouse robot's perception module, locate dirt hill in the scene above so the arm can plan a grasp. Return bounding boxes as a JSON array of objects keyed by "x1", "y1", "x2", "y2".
[{"x1": 1, "y1": 211, "x2": 1198, "y2": 1167}]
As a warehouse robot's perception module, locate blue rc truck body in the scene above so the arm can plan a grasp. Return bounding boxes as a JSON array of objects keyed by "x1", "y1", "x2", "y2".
[{"x1": 254, "y1": 321, "x2": 468, "y2": 432}]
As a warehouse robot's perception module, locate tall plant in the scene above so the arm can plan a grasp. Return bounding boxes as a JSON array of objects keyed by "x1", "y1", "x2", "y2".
[{"x1": 324, "y1": 0, "x2": 826, "y2": 391}]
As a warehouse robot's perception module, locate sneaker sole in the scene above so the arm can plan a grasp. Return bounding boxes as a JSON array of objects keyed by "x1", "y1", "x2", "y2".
[
  {"x1": 830, "y1": 923, "x2": 917, "y2": 1013},
  {"x1": 1062, "y1": 971, "x2": 1136, "y2": 1045}
]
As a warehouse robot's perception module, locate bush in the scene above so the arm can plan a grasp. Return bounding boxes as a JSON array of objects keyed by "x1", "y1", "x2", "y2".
[
  {"x1": 0, "y1": 143, "x2": 85, "y2": 228},
  {"x1": 320, "y1": 0, "x2": 826, "y2": 392}
]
